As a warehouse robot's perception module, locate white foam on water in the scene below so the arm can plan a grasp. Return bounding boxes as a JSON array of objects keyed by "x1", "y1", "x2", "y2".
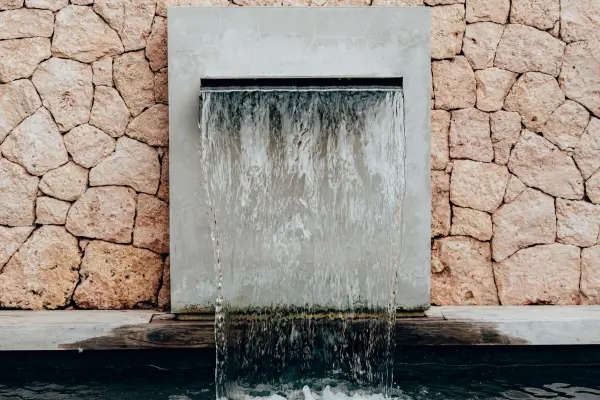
[
  {"x1": 233, "y1": 386, "x2": 389, "y2": 400},
  {"x1": 225, "y1": 381, "x2": 412, "y2": 400}
]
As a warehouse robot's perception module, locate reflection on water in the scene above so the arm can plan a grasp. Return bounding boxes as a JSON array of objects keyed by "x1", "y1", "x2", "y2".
[
  {"x1": 504, "y1": 383, "x2": 600, "y2": 399},
  {"x1": 1, "y1": 362, "x2": 600, "y2": 399},
  {"x1": 2, "y1": 379, "x2": 600, "y2": 400}
]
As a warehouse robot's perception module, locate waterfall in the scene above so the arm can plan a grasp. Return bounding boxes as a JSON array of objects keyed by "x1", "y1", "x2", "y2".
[{"x1": 200, "y1": 88, "x2": 405, "y2": 399}]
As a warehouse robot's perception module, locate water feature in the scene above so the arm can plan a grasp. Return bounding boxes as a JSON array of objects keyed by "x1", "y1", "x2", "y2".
[
  {"x1": 199, "y1": 85, "x2": 405, "y2": 399},
  {"x1": 168, "y1": 4, "x2": 431, "y2": 323}
]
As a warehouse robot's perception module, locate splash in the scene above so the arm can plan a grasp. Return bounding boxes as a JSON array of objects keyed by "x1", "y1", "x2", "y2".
[
  {"x1": 233, "y1": 384, "x2": 398, "y2": 400},
  {"x1": 225, "y1": 376, "x2": 416, "y2": 400}
]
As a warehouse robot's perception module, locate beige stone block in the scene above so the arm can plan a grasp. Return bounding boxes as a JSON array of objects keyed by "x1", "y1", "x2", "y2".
[
  {"x1": 158, "y1": 256, "x2": 170, "y2": 310},
  {"x1": 0, "y1": 159, "x2": 38, "y2": 227},
  {"x1": 0, "y1": 0, "x2": 23, "y2": 10},
  {"x1": 430, "y1": 4, "x2": 466, "y2": 60},
  {"x1": 494, "y1": 24, "x2": 565, "y2": 77},
  {"x1": 154, "y1": 69, "x2": 168, "y2": 104},
  {"x1": 425, "y1": 0, "x2": 463, "y2": 4},
  {"x1": 544, "y1": 100, "x2": 590, "y2": 151},
  {"x1": 0, "y1": 226, "x2": 33, "y2": 267},
  {"x1": 475, "y1": 67, "x2": 517, "y2": 112},
  {"x1": 0, "y1": 9, "x2": 54, "y2": 40},
  {"x1": 66, "y1": 186, "x2": 136, "y2": 244},
  {"x1": 490, "y1": 110, "x2": 521, "y2": 165},
  {"x1": 586, "y1": 170, "x2": 600, "y2": 205},
  {"x1": 89, "y1": 86, "x2": 131, "y2": 138},
  {"x1": 556, "y1": 199, "x2": 600, "y2": 248},
  {"x1": 466, "y1": 0, "x2": 509, "y2": 24},
  {"x1": 450, "y1": 159, "x2": 509, "y2": 213},
  {"x1": 462, "y1": 22, "x2": 504, "y2": 70},
  {"x1": 74, "y1": 241, "x2": 163, "y2": 309},
  {"x1": 39, "y1": 161, "x2": 88, "y2": 202},
  {"x1": 431, "y1": 236, "x2": 498, "y2": 305},
  {"x1": 431, "y1": 171, "x2": 451, "y2": 237},
  {"x1": 449, "y1": 108, "x2": 493, "y2": 162},
  {"x1": 0, "y1": 38, "x2": 50, "y2": 83},
  {"x1": 494, "y1": 244, "x2": 580, "y2": 305},
  {"x1": 157, "y1": 151, "x2": 169, "y2": 202},
  {"x1": 560, "y1": 0, "x2": 600, "y2": 43},
  {"x1": 431, "y1": 110, "x2": 450, "y2": 171},
  {"x1": 64, "y1": 124, "x2": 116, "y2": 169},
  {"x1": 94, "y1": 0, "x2": 156, "y2": 51},
  {"x1": 432, "y1": 56, "x2": 476, "y2": 110},
  {"x1": 0, "y1": 226, "x2": 80, "y2": 310},
  {"x1": 581, "y1": 246, "x2": 600, "y2": 304},
  {"x1": 52, "y1": 5, "x2": 123, "y2": 64},
  {"x1": 504, "y1": 72, "x2": 565, "y2": 132},
  {"x1": 0, "y1": 80, "x2": 41, "y2": 143},
  {"x1": 133, "y1": 194, "x2": 169, "y2": 254},
  {"x1": 1, "y1": 107, "x2": 68, "y2": 176},
  {"x1": 450, "y1": 206, "x2": 492, "y2": 241},
  {"x1": 89, "y1": 137, "x2": 161, "y2": 194},
  {"x1": 125, "y1": 104, "x2": 168, "y2": 147},
  {"x1": 113, "y1": 51, "x2": 155, "y2": 117},
  {"x1": 503, "y1": 174, "x2": 525, "y2": 204},
  {"x1": 32, "y1": 58, "x2": 93, "y2": 132},
  {"x1": 92, "y1": 58, "x2": 113, "y2": 87},
  {"x1": 492, "y1": 188, "x2": 556, "y2": 262},
  {"x1": 510, "y1": 0, "x2": 559, "y2": 30},
  {"x1": 508, "y1": 130, "x2": 584, "y2": 200},
  {"x1": 35, "y1": 196, "x2": 70, "y2": 225},
  {"x1": 574, "y1": 117, "x2": 600, "y2": 179},
  {"x1": 25, "y1": 0, "x2": 67, "y2": 10},
  {"x1": 146, "y1": 16, "x2": 167, "y2": 72},
  {"x1": 559, "y1": 41, "x2": 600, "y2": 118}
]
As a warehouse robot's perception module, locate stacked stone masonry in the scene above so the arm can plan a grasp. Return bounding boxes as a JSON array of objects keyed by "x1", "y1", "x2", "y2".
[{"x1": 0, "y1": 0, "x2": 599, "y2": 309}]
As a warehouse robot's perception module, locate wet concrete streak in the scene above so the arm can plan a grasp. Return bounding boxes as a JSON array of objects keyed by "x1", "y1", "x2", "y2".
[{"x1": 59, "y1": 318, "x2": 528, "y2": 350}]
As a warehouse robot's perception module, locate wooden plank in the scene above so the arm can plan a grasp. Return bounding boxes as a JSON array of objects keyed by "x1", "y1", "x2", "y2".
[{"x1": 2, "y1": 307, "x2": 600, "y2": 351}]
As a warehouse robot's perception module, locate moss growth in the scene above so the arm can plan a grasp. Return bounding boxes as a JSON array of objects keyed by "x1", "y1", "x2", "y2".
[
  {"x1": 173, "y1": 302, "x2": 430, "y2": 317},
  {"x1": 396, "y1": 304, "x2": 430, "y2": 313},
  {"x1": 172, "y1": 304, "x2": 213, "y2": 314}
]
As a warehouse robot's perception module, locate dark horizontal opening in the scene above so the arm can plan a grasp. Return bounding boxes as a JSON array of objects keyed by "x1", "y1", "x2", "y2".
[{"x1": 200, "y1": 77, "x2": 403, "y2": 90}]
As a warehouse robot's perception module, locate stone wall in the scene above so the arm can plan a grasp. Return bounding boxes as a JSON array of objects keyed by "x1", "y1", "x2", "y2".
[{"x1": 0, "y1": 0, "x2": 599, "y2": 310}]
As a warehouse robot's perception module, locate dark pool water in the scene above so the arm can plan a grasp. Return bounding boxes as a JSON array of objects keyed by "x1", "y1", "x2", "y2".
[{"x1": 1, "y1": 347, "x2": 600, "y2": 399}]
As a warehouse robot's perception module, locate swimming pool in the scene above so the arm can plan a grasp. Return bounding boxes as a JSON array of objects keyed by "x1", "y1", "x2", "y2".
[{"x1": 1, "y1": 347, "x2": 599, "y2": 399}]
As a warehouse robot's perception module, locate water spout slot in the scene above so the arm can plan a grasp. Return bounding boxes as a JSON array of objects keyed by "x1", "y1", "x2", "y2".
[{"x1": 199, "y1": 77, "x2": 403, "y2": 92}]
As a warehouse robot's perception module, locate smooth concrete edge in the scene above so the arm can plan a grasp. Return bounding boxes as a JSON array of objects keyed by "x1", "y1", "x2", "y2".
[
  {"x1": 2, "y1": 306, "x2": 600, "y2": 350},
  {"x1": 168, "y1": 6, "x2": 432, "y2": 312}
]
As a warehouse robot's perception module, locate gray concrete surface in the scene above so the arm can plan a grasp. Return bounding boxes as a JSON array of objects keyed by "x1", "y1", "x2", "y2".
[{"x1": 167, "y1": 7, "x2": 431, "y2": 312}]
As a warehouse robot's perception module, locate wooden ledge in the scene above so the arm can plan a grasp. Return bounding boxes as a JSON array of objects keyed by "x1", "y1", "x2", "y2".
[{"x1": 1, "y1": 306, "x2": 600, "y2": 351}]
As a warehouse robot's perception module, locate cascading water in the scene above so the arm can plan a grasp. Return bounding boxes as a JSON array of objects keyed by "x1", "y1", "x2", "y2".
[{"x1": 200, "y1": 87, "x2": 406, "y2": 400}]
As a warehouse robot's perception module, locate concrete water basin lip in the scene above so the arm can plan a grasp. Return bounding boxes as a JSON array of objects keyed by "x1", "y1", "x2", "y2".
[{"x1": 2, "y1": 306, "x2": 600, "y2": 351}]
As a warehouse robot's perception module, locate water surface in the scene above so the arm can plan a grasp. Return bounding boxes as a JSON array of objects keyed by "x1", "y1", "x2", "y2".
[{"x1": 1, "y1": 348, "x2": 599, "y2": 399}]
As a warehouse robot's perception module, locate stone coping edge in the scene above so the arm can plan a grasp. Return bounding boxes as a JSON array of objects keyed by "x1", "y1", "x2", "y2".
[{"x1": 1, "y1": 306, "x2": 600, "y2": 351}]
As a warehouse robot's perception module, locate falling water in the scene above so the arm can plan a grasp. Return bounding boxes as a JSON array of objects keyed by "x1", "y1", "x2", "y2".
[{"x1": 199, "y1": 88, "x2": 405, "y2": 399}]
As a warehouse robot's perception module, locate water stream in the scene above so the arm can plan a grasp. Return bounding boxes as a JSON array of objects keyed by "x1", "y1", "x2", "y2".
[{"x1": 199, "y1": 88, "x2": 405, "y2": 399}]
